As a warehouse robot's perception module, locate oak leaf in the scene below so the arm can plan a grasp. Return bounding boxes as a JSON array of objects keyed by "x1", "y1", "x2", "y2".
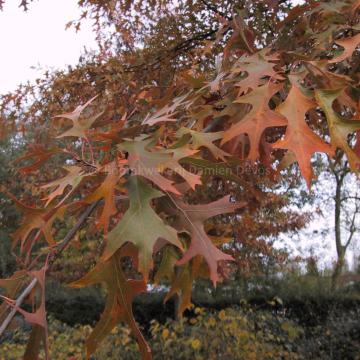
[
  {"x1": 70, "y1": 249, "x2": 151, "y2": 360},
  {"x1": 176, "y1": 127, "x2": 229, "y2": 161},
  {"x1": 3, "y1": 191, "x2": 66, "y2": 252},
  {"x1": 16, "y1": 145, "x2": 61, "y2": 173},
  {"x1": 83, "y1": 162, "x2": 122, "y2": 234},
  {"x1": 169, "y1": 195, "x2": 246, "y2": 285},
  {"x1": 233, "y1": 51, "x2": 283, "y2": 91},
  {"x1": 119, "y1": 136, "x2": 200, "y2": 193},
  {"x1": 164, "y1": 256, "x2": 203, "y2": 316},
  {"x1": 222, "y1": 82, "x2": 287, "y2": 160},
  {"x1": 55, "y1": 95, "x2": 101, "y2": 138},
  {"x1": 41, "y1": 166, "x2": 85, "y2": 206},
  {"x1": 142, "y1": 93, "x2": 191, "y2": 126},
  {"x1": 2, "y1": 266, "x2": 49, "y2": 359},
  {"x1": 102, "y1": 176, "x2": 182, "y2": 280},
  {"x1": 0, "y1": 271, "x2": 27, "y2": 324},
  {"x1": 273, "y1": 82, "x2": 333, "y2": 187},
  {"x1": 164, "y1": 145, "x2": 202, "y2": 190},
  {"x1": 330, "y1": 33, "x2": 360, "y2": 63},
  {"x1": 154, "y1": 245, "x2": 180, "y2": 285},
  {"x1": 315, "y1": 88, "x2": 360, "y2": 170}
]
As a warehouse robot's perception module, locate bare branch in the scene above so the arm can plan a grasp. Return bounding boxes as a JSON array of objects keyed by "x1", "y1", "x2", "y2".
[
  {"x1": 345, "y1": 202, "x2": 360, "y2": 250},
  {"x1": 200, "y1": 0, "x2": 231, "y2": 20}
]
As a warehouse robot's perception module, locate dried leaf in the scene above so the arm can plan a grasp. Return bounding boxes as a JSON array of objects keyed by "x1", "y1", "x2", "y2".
[{"x1": 70, "y1": 249, "x2": 152, "y2": 360}]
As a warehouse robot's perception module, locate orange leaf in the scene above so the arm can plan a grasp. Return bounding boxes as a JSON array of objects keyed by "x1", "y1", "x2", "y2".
[
  {"x1": 4, "y1": 191, "x2": 67, "y2": 252},
  {"x1": 273, "y1": 81, "x2": 334, "y2": 187},
  {"x1": 222, "y1": 82, "x2": 287, "y2": 160}
]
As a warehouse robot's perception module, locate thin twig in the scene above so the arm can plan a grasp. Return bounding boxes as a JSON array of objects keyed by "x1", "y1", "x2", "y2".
[
  {"x1": 0, "y1": 278, "x2": 38, "y2": 337},
  {"x1": 55, "y1": 200, "x2": 101, "y2": 255},
  {"x1": 203, "y1": 117, "x2": 223, "y2": 133},
  {"x1": 0, "y1": 199, "x2": 101, "y2": 338}
]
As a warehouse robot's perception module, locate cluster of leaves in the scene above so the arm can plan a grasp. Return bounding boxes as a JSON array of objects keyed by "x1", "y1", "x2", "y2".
[{"x1": 0, "y1": 0, "x2": 360, "y2": 359}]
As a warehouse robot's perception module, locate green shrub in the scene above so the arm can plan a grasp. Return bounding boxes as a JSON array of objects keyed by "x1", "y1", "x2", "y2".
[
  {"x1": 0, "y1": 307, "x2": 302, "y2": 359},
  {"x1": 2, "y1": 305, "x2": 359, "y2": 359}
]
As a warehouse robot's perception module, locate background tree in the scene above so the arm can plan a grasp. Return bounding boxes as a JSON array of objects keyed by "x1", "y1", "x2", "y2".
[{"x1": 308, "y1": 152, "x2": 360, "y2": 289}]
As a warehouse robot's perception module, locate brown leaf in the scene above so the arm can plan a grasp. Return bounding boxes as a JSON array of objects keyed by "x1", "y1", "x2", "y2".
[
  {"x1": 83, "y1": 162, "x2": 122, "y2": 234},
  {"x1": 4, "y1": 191, "x2": 67, "y2": 252},
  {"x1": 142, "y1": 93, "x2": 191, "y2": 126},
  {"x1": 0, "y1": 271, "x2": 27, "y2": 324},
  {"x1": 330, "y1": 33, "x2": 360, "y2": 63},
  {"x1": 70, "y1": 249, "x2": 152, "y2": 360},
  {"x1": 176, "y1": 127, "x2": 229, "y2": 161},
  {"x1": 164, "y1": 256, "x2": 203, "y2": 316},
  {"x1": 16, "y1": 145, "x2": 61, "y2": 174},
  {"x1": 316, "y1": 88, "x2": 360, "y2": 170},
  {"x1": 233, "y1": 50, "x2": 283, "y2": 91},
  {"x1": 2, "y1": 266, "x2": 49, "y2": 359},
  {"x1": 120, "y1": 136, "x2": 201, "y2": 193},
  {"x1": 55, "y1": 95, "x2": 101, "y2": 138},
  {"x1": 41, "y1": 166, "x2": 85, "y2": 206}
]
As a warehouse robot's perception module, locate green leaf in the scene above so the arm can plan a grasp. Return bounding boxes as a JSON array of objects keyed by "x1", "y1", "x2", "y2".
[
  {"x1": 315, "y1": 89, "x2": 360, "y2": 170},
  {"x1": 102, "y1": 176, "x2": 182, "y2": 280}
]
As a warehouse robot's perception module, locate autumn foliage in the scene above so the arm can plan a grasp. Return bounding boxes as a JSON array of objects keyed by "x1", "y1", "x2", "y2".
[{"x1": 0, "y1": 0, "x2": 360, "y2": 359}]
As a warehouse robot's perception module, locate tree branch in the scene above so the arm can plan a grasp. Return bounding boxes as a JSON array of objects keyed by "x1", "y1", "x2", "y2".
[
  {"x1": 344, "y1": 202, "x2": 359, "y2": 250},
  {"x1": 123, "y1": 28, "x2": 220, "y2": 73},
  {"x1": 340, "y1": 196, "x2": 360, "y2": 203},
  {"x1": 200, "y1": 0, "x2": 231, "y2": 20},
  {"x1": 0, "y1": 199, "x2": 101, "y2": 338}
]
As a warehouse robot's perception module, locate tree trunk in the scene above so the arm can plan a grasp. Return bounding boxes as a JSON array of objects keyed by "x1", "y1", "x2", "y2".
[
  {"x1": 332, "y1": 173, "x2": 345, "y2": 291},
  {"x1": 331, "y1": 251, "x2": 345, "y2": 291}
]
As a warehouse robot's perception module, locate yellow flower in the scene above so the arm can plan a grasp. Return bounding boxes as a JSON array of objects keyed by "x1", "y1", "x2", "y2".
[
  {"x1": 194, "y1": 307, "x2": 203, "y2": 314},
  {"x1": 162, "y1": 329, "x2": 170, "y2": 339},
  {"x1": 122, "y1": 335, "x2": 131, "y2": 345},
  {"x1": 191, "y1": 338, "x2": 201, "y2": 350},
  {"x1": 218, "y1": 310, "x2": 226, "y2": 320},
  {"x1": 111, "y1": 327, "x2": 119, "y2": 334},
  {"x1": 207, "y1": 317, "x2": 216, "y2": 327},
  {"x1": 238, "y1": 330, "x2": 250, "y2": 340}
]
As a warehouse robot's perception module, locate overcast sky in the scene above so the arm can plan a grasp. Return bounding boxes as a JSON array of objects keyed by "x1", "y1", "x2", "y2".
[{"x1": 0, "y1": 0, "x2": 96, "y2": 94}]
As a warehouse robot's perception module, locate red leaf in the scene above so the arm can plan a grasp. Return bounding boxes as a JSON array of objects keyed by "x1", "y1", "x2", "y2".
[{"x1": 170, "y1": 195, "x2": 246, "y2": 285}]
